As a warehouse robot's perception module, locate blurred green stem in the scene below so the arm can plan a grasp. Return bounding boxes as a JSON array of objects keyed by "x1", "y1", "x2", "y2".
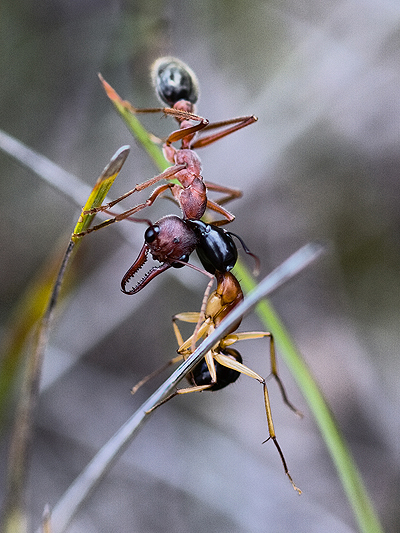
[{"x1": 233, "y1": 264, "x2": 382, "y2": 533}]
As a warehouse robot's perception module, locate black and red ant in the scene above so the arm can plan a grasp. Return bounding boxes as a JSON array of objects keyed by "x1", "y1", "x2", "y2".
[
  {"x1": 120, "y1": 215, "x2": 258, "y2": 295},
  {"x1": 129, "y1": 218, "x2": 302, "y2": 493},
  {"x1": 74, "y1": 57, "x2": 257, "y2": 238}
]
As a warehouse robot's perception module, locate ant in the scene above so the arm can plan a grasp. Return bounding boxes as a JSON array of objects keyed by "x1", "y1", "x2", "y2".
[
  {"x1": 120, "y1": 215, "x2": 257, "y2": 295},
  {"x1": 130, "y1": 220, "x2": 302, "y2": 493},
  {"x1": 74, "y1": 57, "x2": 257, "y2": 238}
]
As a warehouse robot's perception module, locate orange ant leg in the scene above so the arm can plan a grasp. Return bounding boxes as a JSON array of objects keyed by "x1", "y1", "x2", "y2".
[
  {"x1": 189, "y1": 277, "x2": 215, "y2": 354},
  {"x1": 145, "y1": 383, "x2": 213, "y2": 414},
  {"x1": 173, "y1": 312, "x2": 218, "y2": 384},
  {"x1": 267, "y1": 335, "x2": 303, "y2": 417},
  {"x1": 202, "y1": 350, "x2": 301, "y2": 493},
  {"x1": 221, "y1": 332, "x2": 302, "y2": 417},
  {"x1": 261, "y1": 381, "x2": 302, "y2": 494}
]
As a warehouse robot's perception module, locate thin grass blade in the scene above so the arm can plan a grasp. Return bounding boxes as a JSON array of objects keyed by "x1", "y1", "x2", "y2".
[{"x1": 0, "y1": 146, "x2": 130, "y2": 533}]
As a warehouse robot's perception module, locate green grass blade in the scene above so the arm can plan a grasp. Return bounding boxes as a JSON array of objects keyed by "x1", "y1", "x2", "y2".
[
  {"x1": 72, "y1": 145, "x2": 130, "y2": 239},
  {"x1": 233, "y1": 261, "x2": 383, "y2": 533},
  {"x1": 99, "y1": 75, "x2": 169, "y2": 172}
]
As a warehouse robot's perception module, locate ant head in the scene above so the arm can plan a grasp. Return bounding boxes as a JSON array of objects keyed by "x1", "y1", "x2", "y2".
[
  {"x1": 121, "y1": 216, "x2": 198, "y2": 295},
  {"x1": 144, "y1": 215, "x2": 198, "y2": 266},
  {"x1": 151, "y1": 57, "x2": 199, "y2": 107}
]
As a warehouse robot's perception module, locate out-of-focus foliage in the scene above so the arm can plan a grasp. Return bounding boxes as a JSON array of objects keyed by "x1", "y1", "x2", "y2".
[{"x1": 0, "y1": 0, "x2": 399, "y2": 531}]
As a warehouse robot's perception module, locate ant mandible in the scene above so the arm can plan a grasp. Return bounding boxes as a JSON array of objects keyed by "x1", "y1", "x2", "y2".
[
  {"x1": 74, "y1": 57, "x2": 257, "y2": 238},
  {"x1": 130, "y1": 222, "x2": 302, "y2": 493}
]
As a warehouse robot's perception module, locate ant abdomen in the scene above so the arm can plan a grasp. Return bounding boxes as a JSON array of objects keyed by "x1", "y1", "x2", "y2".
[
  {"x1": 151, "y1": 56, "x2": 199, "y2": 106},
  {"x1": 190, "y1": 348, "x2": 243, "y2": 391}
]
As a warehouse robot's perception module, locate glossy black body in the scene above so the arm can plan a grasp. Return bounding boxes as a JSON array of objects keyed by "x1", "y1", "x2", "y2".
[
  {"x1": 190, "y1": 348, "x2": 243, "y2": 391},
  {"x1": 188, "y1": 220, "x2": 238, "y2": 274},
  {"x1": 153, "y1": 57, "x2": 199, "y2": 106}
]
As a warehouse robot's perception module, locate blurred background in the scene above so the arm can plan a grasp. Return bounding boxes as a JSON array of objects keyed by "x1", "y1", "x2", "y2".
[{"x1": 1, "y1": 0, "x2": 399, "y2": 531}]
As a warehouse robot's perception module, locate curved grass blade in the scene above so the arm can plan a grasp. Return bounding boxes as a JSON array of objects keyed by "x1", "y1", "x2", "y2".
[
  {"x1": 72, "y1": 145, "x2": 130, "y2": 240},
  {"x1": 0, "y1": 147, "x2": 130, "y2": 533},
  {"x1": 99, "y1": 75, "x2": 169, "y2": 173},
  {"x1": 0, "y1": 241, "x2": 70, "y2": 429}
]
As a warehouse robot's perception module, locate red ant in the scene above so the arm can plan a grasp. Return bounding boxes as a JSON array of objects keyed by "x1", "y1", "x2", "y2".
[
  {"x1": 131, "y1": 222, "x2": 302, "y2": 493},
  {"x1": 74, "y1": 57, "x2": 257, "y2": 238}
]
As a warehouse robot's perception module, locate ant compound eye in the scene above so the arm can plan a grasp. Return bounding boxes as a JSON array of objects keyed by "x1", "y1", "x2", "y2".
[
  {"x1": 145, "y1": 225, "x2": 160, "y2": 243},
  {"x1": 171, "y1": 254, "x2": 189, "y2": 269},
  {"x1": 151, "y1": 57, "x2": 199, "y2": 106}
]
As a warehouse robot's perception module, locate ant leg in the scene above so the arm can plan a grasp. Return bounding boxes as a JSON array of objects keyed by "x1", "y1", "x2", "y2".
[
  {"x1": 261, "y1": 381, "x2": 302, "y2": 494},
  {"x1": 212, "y1": 351, "x2": 301, "y2": 494},
  {"x1": 165, "y1": 119, "x2": 209, "y2": 146},
  {"x1": 190, "y1": 277, "x2": 215, "y2": 354},
  {"x1": 203, "y1": 198, "x2": 236, "y2": 226},
  {"x1": 83, "y1": 164, "x2": 186, "y2": 216},
  {"x1": 125, "y1": 102, "x2": 209, "y2": 143},
  {"x1": 131, "y1": 355, "x2": 183, "y2": 395},
  {"x1": 221, "y1": 332, "x2": 302, "y2": 416},
  {"x1": 191, "y1": 115, "x2": 258, "y2": 149},
  {"x1": 213, "y1": 352, "x2": 265, "y2": 383},
  {"x1": 145, "y1": 383, "x2": 213, "y2": 414},
  {"x1": 123, "y1": 103, "x2": 210, "y2": 145},
  {"x1": 173, "y1": 311, "x2": 218, "y2": 384},
  {"x1": 172, "y1": 313, "x2": 210, "y2": 357},
  {"x1": 205, "y1": 181, "x2": 242, "y2": 207},
  {"x1": 73, "y1": 183, "x2": 174, "y2": 237},
  {"x1": 100, "y1": 77, "x2": 208, "y2": 146},
  {"x1": 267, "y1": 335, "x2": 303, "y2": 417},
  {"x1": 172, "y1": 312, "x2": 201, "y2": 345},
  {"x1": 132, "y1": 302, "x2": 213, "y2": 397}
]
